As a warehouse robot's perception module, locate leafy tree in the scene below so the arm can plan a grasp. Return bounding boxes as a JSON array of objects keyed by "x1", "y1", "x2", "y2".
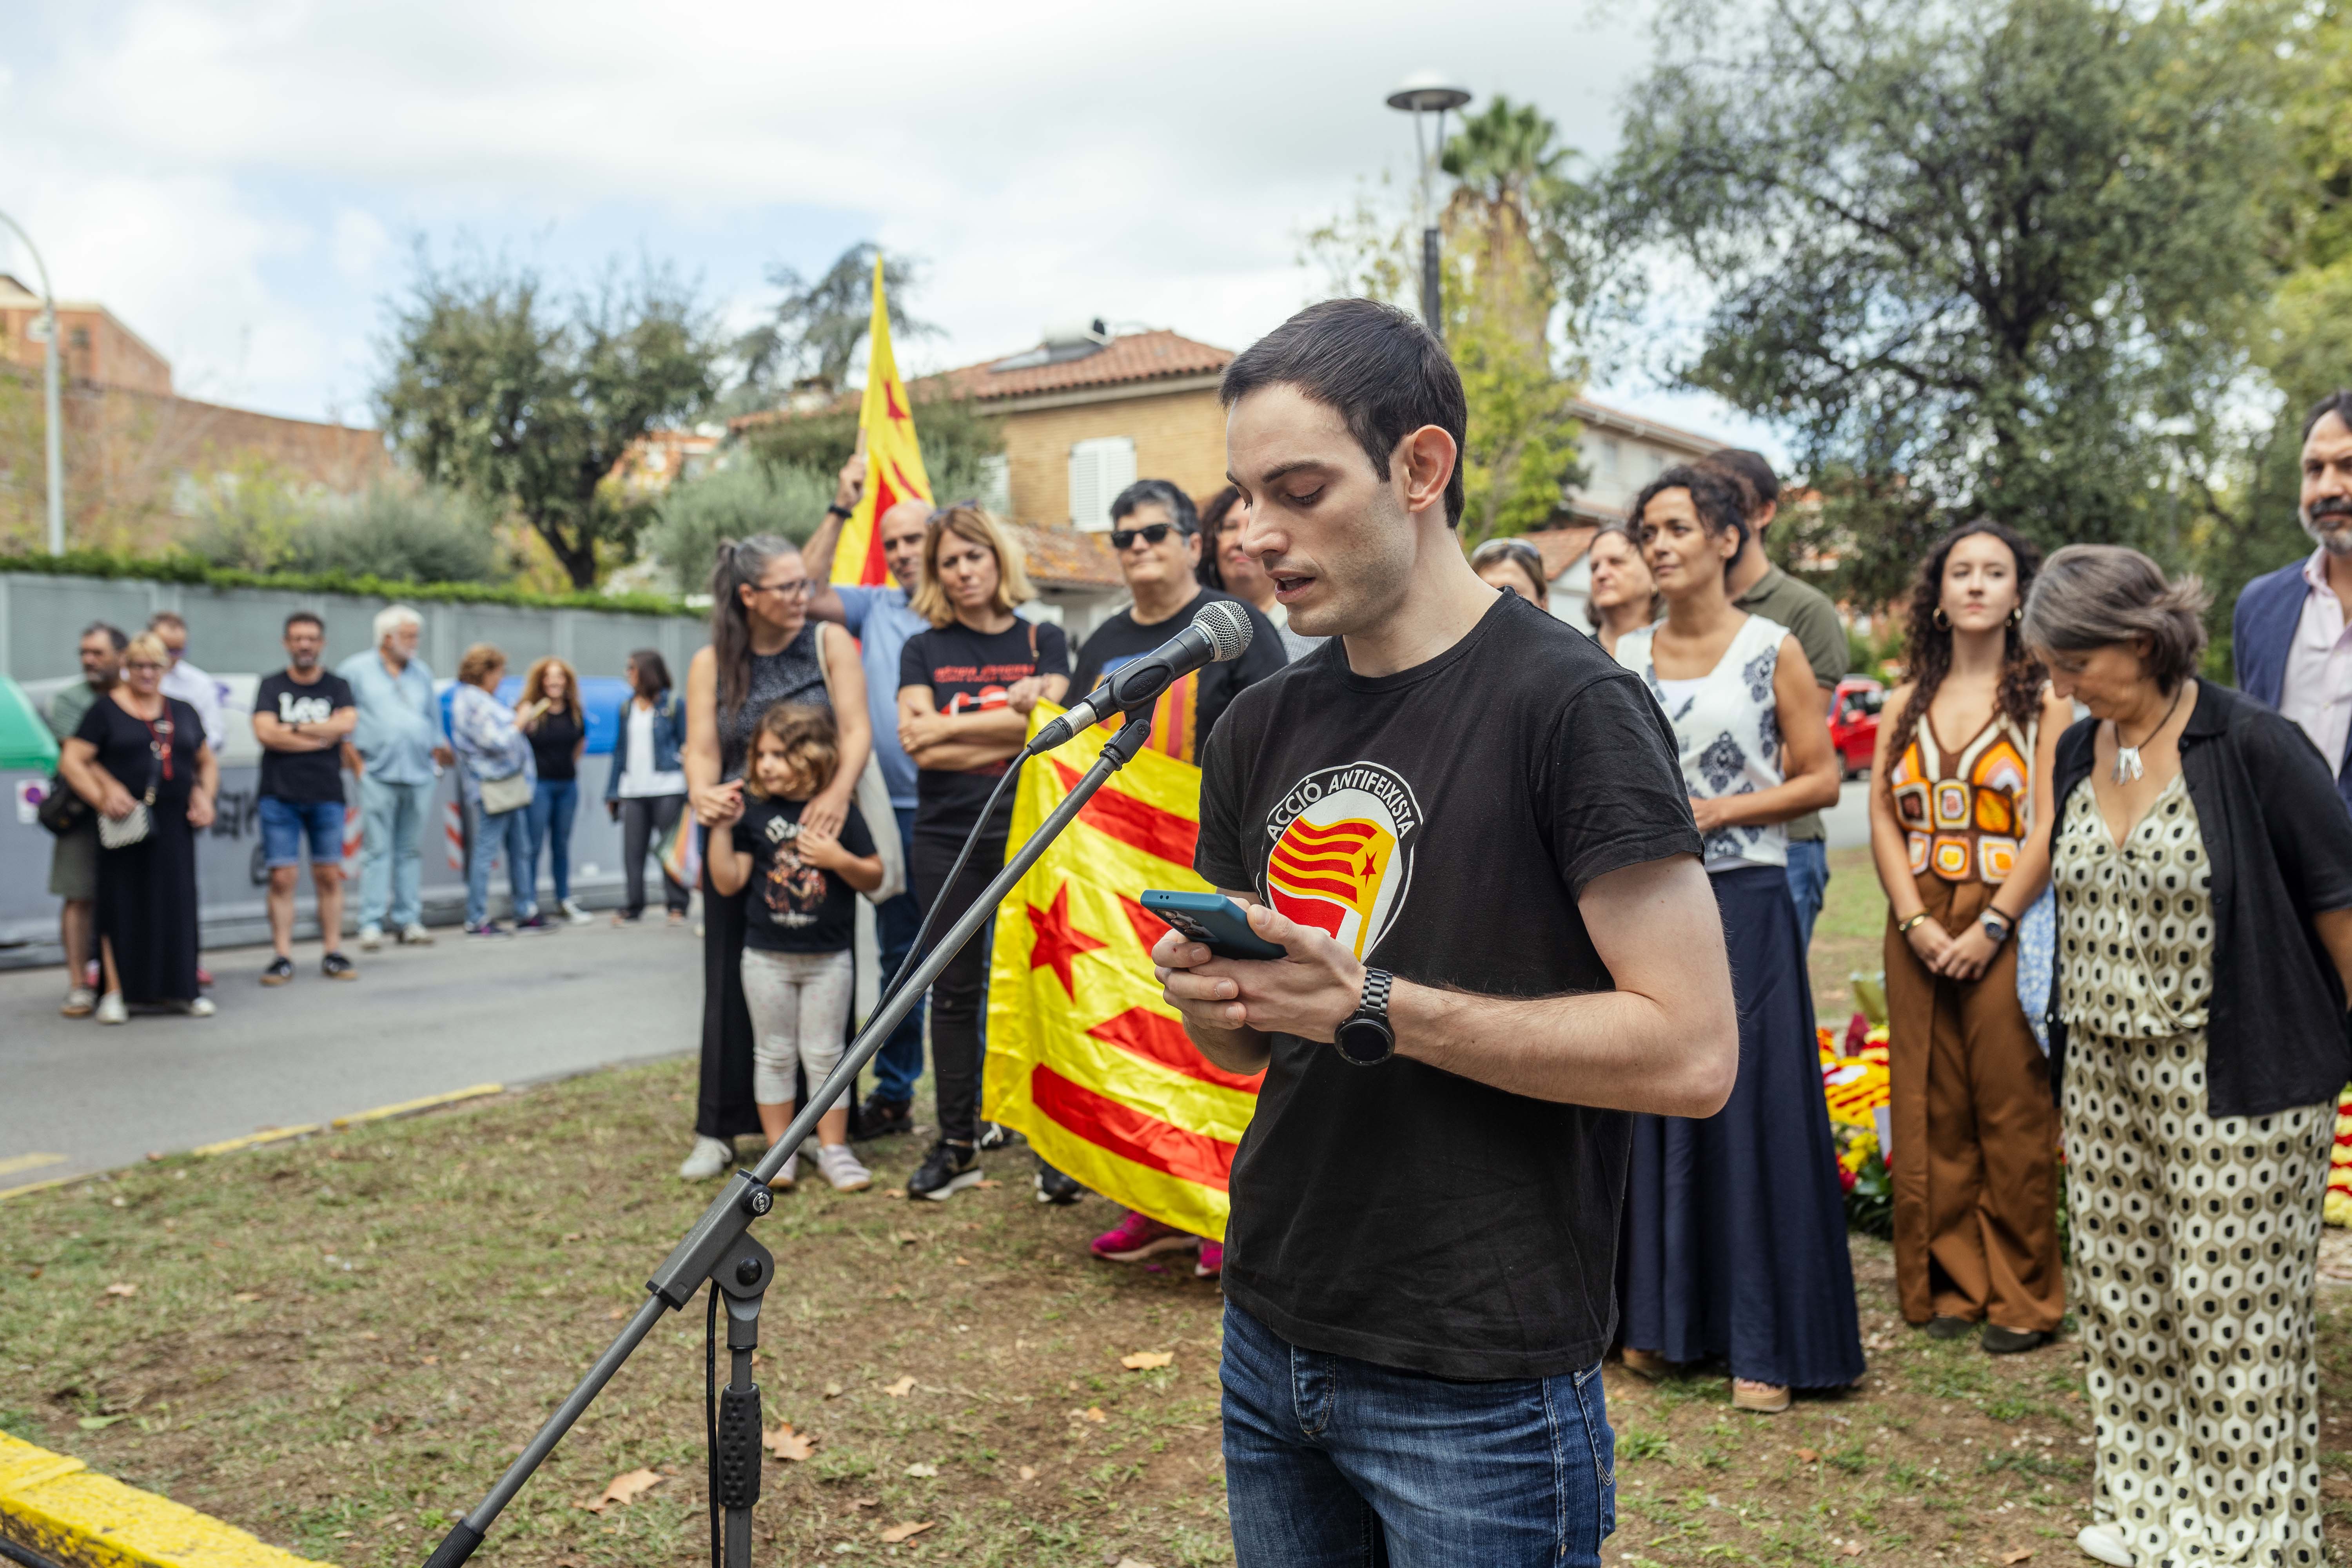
[
  {"x1": 647, "y1": 458, "x2": 835, "y2": 591},
  {"x1": 730, "y1": 243, "x2": 940, "y2": 409},
  {"x1": 374, "y1": 251, "x2": 720, "y2": 589},
  {"x1": 1601, "y1": 0, "x2": 2300, "y2": 604}
]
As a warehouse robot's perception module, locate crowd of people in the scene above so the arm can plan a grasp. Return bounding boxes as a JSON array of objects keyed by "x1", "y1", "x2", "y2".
[{"x1": 30, "y1": 299, "x2": 2352, "y2": 1566}]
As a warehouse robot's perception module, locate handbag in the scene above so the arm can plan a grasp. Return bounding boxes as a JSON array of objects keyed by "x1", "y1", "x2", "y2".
[
  {"x1": 815, "y1": 620, "x2": 908, "y2": 905},
  {"x1": 37, "y1": 774, "x2": 89, "y2": 837},
  {"x1": 98, "y1": 710, "x2": 167, "y2": 851},
  {"x1": 478, "y1": 769, "x2": 534, "y2": 816}
]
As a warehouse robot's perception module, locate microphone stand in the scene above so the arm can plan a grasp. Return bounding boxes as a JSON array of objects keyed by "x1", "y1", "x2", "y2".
[{"x1": 421, "y1": 713, "x2": 1159, "y2": 1568}]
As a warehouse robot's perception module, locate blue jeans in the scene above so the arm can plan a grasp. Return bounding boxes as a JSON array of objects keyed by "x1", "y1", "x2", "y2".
[
  {"x1": 465, "y1": 799, "x2": 534, "y2": 927},
  {"x1": 258, "y1": 796, "x2": 344, "y2": 869},
  {"x1": 868, "y1": 805, "x2": 928, "y2": 1105},
  {"x1": 525, "y1": 778, "x2": 580, "y2": 905},
  {"x1": 1784, "y1": 837, "x2": 1830, "y2": 951},
  {"x1": 358, "y1": 775, "x2": 432, "y2": 929},
  {"x1": 1220, "y1": 1301, "x2": 1615, "y2": 1567}
]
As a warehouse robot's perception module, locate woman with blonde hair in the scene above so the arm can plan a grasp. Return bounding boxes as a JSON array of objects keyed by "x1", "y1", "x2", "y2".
[
  {"x1": 517, "y1": 655, "x2": 591, "y2": 926},
  {"x1": 58, "y1": 630, "x2": 219, "y2": 1022},
  {"x1": 897, "y1": 503, "x2": 1068, "y2": 1199},
  {"x1": 679, "y1": 535, "x2": 873, "y2": 1181}
]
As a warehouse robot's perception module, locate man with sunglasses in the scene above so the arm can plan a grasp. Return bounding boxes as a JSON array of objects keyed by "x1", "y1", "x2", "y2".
[{"x1": 1049, "y1": 479, "x2": 1285, "y2": 1240}]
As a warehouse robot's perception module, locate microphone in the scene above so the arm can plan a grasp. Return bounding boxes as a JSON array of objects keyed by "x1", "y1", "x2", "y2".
[{"x1": 1025, "y1": 599, "x2": 1254, "y2": 755}]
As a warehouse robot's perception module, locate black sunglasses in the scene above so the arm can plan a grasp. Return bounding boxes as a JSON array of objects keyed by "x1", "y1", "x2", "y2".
[{"x1": 1110, "y1": 523, "x2": 1189, "y2": 550}]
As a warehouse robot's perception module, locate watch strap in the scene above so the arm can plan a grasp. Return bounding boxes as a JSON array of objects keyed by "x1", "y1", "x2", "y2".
[{"x1": 1357, "y1": 966, "x2": 1392, "y2": 1023}]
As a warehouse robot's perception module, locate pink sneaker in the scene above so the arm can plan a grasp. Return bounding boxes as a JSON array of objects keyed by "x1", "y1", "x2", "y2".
[
  {"x1": 1090, "y1": 1211, "x2": 1196, "y2": 1263},
  {"x1": 1194, "y1": 1241, "x2": 1223, "y2": 1279}
]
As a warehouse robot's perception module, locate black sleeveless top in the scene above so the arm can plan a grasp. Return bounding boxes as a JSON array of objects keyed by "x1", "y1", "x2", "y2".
[{"x1": 720, "y1": 621, "x2": 829, "y2": 780}]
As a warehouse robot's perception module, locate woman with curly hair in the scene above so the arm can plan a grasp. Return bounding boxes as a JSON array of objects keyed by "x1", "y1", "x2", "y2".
[{"x1": 1867, "y1": 520, "x2": 2074, "y2": 1353}]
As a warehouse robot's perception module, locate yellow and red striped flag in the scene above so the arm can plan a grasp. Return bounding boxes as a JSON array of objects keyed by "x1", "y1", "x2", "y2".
[
  {"x1": 984, "y1": 705, "x2": 1261, "y2": 1240},
  {"x1": 831, "y1": 251, "x2": 933, "y2": 586}
]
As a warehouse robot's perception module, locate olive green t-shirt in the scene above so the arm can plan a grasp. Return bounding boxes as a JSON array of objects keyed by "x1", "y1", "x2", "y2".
[{"x1": 1735, "y1": 564, "x2": 1846, "y2": 844}]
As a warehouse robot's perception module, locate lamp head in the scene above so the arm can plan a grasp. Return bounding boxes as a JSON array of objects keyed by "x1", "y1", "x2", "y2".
[{"x1": 1385, "y1": 71, "x2": 1471, "y2": 114}]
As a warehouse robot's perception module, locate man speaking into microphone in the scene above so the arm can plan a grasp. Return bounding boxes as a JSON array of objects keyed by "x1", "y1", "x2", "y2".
[{"x1": 1154, "y1": 299, "x2": 1739, "y2": 1566}]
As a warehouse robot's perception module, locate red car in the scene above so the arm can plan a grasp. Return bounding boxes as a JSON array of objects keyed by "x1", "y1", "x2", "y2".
[{"x1": 1829, "y1": 677, "x2": 1885, "y2": 778}]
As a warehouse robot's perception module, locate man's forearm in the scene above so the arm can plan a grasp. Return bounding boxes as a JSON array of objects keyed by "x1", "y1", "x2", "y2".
[
  {"x1": 1181, "y1": 1018, "x2": 1271, "y2": 1077},
  {"x1": 1389, "y1": 980, "x2": 1731, "y2": 1118}
]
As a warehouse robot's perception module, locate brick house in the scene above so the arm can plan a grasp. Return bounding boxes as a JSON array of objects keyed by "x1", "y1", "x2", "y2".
[{"x1": 0, "y1": 273, "x2": 173, "y2": 396}]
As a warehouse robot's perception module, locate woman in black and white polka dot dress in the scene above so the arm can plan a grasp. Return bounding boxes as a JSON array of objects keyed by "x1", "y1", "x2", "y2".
[{"x1": 2025, "y1": 545, "x2": 2352, "y2": 1568}]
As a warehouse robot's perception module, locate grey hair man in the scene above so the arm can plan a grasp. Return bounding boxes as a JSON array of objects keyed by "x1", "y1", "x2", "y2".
[{"x1": 337, "y1": 604, "x2": 452, "y2": 947}]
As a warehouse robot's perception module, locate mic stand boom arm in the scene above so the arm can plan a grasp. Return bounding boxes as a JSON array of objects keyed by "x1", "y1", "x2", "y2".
[{"x1": 421, "y1": 713, "x2": 1160, "y2": 1568}]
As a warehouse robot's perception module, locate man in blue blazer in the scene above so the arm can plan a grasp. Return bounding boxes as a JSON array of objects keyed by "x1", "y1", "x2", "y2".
[{"x1": 2234, "y1": 389, "x2": 2352, "y2": 817}]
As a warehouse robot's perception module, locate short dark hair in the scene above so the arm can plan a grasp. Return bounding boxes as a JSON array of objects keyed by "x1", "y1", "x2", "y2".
[
  {"x1": 81, "y1": 620, "x2": 127, "y2": 652},
  {"x1": 628, "y1": 648, "x2": 673, "y2": 698},
  {"x1": 1109, "y1": 479, "x2": 1199, "y2": 535},
  {"x1": 2303, "y1": 390, "x2": 2352, "y2": 444},
  {"x1": 1220, "y1": 298, "x2": 1468, "y2": 528},
  {"x1": 1630, "y1": 464, "x2": 1751, "y2": 583},
  {"x1": 1704, "y1": 449, "x2": 1779, "y2": 514},
  {"x1": 284, "y1": 610, "x2": 325, "y2": 636}
]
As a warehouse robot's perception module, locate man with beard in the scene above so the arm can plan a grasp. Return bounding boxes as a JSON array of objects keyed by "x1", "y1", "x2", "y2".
[
  {"x1": 2234, "y1": 389, "x2": 2352, "y2": 815},
  {"x1": 252, "y1": 612, "x2": 360, "y2": 984}
]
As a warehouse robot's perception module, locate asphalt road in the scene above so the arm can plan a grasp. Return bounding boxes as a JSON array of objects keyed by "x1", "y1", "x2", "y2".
[{"x1": 0, "y1": 916, "x2": 706, "y2": 1189}]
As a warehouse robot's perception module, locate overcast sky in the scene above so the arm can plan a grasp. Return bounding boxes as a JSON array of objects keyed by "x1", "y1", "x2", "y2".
[{"x1": 0, "y1": 0, "x2": 1774, "y2": 455}]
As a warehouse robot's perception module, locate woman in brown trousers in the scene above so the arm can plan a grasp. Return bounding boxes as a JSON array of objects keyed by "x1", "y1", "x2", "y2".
[{"x1": 1867, "y1": 519, "x2": 2074, "y2": 1353}]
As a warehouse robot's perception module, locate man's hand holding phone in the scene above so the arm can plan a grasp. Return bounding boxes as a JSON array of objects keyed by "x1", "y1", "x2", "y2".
[{"x1": 1151, "y1": 894, "x2": 1365, "y2": 1046}]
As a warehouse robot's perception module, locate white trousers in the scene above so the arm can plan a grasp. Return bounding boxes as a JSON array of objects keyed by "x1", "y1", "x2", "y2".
[{"x1": 739, "y1": 946, "x2": 854, "y2": 1107}]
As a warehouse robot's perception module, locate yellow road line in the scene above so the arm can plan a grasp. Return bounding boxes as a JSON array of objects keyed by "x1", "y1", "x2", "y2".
[
  {"x1": 0, "y1": 1152, "x2": 65, "y2": 1178},
  {"x1": 191, "y1": 1125, "x2": 320, "y2": 1158},
  {"x1": 329, "y1": 1083, "x2": 503, "y2": 1129},
  {"x1": 0, "y1": 1176, "x2": 73, "y2": 1204},
  {"x1": 0, "y1": 1430, "x2": 327, "y2": 1568}
]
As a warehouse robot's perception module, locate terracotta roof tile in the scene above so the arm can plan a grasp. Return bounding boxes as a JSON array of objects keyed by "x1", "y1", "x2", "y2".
[
  {"x1": 933, "y1": 330, "x2": 1232, "y2": 402},
  {"x1": 1009, "y1": 523, "x2": 1125, "y2": 589},
  {"x1": 1527, "y1": 525, "x2": 1599, "y2": 581}
]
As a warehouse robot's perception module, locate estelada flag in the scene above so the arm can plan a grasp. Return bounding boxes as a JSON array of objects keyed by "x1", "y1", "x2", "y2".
[
  {"x1": 984, "y1": 705, "x2": 1263, "y2": 1241},
  {"x1": 831, "y1": 251, "x2": 933, "y2": 587}
]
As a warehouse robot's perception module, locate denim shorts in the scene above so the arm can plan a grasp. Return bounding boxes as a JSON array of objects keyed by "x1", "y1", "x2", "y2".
[{"x1": 258, "y1": 796, "x2": 345, "y2": 868}]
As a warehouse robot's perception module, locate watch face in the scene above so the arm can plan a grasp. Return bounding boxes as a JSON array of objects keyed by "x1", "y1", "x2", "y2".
[{"x1": 1334, "y1": 1016, "x2": 1394, "y2": 1066}]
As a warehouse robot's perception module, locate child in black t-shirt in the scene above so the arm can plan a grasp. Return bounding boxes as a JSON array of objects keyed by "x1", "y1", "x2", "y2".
[{"x1": 708, "y1": 704, "x2": 885, "y2": 1192}]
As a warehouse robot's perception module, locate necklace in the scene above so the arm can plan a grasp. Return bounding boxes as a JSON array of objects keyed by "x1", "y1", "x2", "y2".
[{"x1": 2112, "y1": 684, "x2": 2185, "y2": 783}]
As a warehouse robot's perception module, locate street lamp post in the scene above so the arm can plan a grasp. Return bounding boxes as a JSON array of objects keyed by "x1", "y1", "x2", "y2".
[
  {"x1": 1385, "y1": 71, "x2": 1472, "y2": 344},
  {"x1": 0, "y1": 211, "x2": 65, "y2": 554}
]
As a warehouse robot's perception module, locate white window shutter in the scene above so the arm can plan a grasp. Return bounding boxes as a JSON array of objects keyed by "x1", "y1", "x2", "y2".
[{"x1": 1069, "y1": 436, "x2": 1137, "y2": 531}]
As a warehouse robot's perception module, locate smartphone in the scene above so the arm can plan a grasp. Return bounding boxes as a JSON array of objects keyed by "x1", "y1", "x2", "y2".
[{"x1": 1141, "y1": 889, "x2": 1287, "y2": 961}]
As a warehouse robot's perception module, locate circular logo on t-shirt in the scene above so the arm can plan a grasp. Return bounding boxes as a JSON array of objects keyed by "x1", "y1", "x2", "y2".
[{"x1": 1261, "y1": 760, "x2": 1423, "y2": 960}]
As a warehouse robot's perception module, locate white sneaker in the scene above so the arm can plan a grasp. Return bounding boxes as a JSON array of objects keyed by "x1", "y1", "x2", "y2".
[
  {"x1": 61, "y1": 987, "x2": 96, "y2": 1018},
  {"x1": 769, "y1": 1151, "x2": 799, "y2": 1191},
  {"x1": 2076, "y1": 1523, "x2": 2135, "y2": 1567},
  {"x1": 179, "y1": 997, "x2": 216, "y2": 1018},
  {"x1": 96, "y1": 992, "x2": 127, "y2": 1025},
  {"x1": 678, "y1": 1136, "x2": 734, "y2": 1181},
  {"x1": 562, "y1": 898, "x2": 593, "y2": 926},
  {"x1": 816, "y1": 1143, "x2": 872, "y2": 1192},
  {"x1": 358, "y1": 924, "x2": 383, "y2": 951},
  {"x1": 398, "y1": 923, "x2": 434, "y2": 945}
]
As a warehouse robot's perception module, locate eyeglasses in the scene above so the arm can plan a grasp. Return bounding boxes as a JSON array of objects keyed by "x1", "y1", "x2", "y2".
[
  {"x1": 756, "y1": 578, "x2": 812, "y2": 599},
  {"x1": 1472, "y1": 538, "x2": 1545, "y2": 569},
  {"x1": 123, "y1": 660, "x2": 164, "y2": 672},
  {"x1": 1111, "y1": 523, "x2": 1186, "y2": 551}
]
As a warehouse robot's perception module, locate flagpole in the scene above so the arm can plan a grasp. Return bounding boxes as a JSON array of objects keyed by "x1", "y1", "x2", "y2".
[{"x1": 420, "y1": 714, "x2": 1159, "y2": 1568}]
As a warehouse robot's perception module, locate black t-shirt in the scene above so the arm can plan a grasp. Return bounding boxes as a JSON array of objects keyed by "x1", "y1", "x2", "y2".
[
  {"x1": 1068, "y1": 589, "x2": 1289, "y2": 766},
  {"x1": 1194, "y1": 593, "x2": 1702, "y2": 1381},
  {"x1": 898, "y1": 616, "x2": 1071, "y2": 840},
  {"x1": 732, "y1": 797, "x2": 876, "y2": 953},
  {"x1": 255, "y1": 670, "x2": 357, "y2": 804},
  {"x1": 528, "y1": 707, "x2": 582, "y2": 782}
]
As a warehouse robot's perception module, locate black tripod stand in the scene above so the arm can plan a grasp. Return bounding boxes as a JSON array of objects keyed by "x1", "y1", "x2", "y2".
[{"x1": 421, "y1": 713, "x2": 1159, "y2": 1568}]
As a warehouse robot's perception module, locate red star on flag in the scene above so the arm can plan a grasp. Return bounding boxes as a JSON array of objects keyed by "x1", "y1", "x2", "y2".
[{"x1": 1026, "y1": 882, "x2": 1107, "y2": 996}]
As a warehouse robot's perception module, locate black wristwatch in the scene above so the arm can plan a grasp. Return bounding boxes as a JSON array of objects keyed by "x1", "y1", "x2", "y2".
[
  {"x1": 824, "y1": 502, "x2": 854, "y2": 520},
  {"x1": 1334, "y1": 966, "x2": 1395, "y2": 1066}
]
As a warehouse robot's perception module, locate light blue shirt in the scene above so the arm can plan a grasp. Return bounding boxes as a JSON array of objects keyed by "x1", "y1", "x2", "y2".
[
  {"x1": 337, "y1": 648, "x2": 443, "y2": 787},
  {"x1": 838, "y1": 584, "x2": 931, "y2": 811}
]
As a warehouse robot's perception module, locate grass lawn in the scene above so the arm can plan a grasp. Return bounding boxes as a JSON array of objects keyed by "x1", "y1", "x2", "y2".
[{"x1": 2, "y1": 851, "x2": 2347, "y2": 1566}]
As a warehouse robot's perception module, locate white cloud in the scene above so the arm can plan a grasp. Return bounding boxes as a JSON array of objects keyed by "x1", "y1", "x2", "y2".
[{"x1": 0, "y1": 0, "x2": 1775, "y2": 459}]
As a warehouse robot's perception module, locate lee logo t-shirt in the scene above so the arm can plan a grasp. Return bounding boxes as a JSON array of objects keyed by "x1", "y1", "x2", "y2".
[
  {"x1": 255, "y1": 670, "x2": 356, "y2": 804},
  {"x1": 1193, "y1": 593, "x2": 1701, "y2": 1380}
]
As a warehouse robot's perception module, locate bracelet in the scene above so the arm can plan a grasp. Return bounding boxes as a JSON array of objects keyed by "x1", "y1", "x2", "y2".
[
  {"x1": 1896, "y1": 911, "x2": 1933, "y2": 935},
  {"x1": 825, "y1": 503, "x2": 853, "y2": 519}
]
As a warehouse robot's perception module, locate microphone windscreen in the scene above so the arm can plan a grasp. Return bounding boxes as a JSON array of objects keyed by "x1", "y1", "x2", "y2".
[{"x1": 1194, "y1": 598, "x2": 1254, "y2": 661}]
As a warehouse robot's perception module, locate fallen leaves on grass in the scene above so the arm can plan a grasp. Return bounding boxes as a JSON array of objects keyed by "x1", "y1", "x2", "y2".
[
  {"x1": 953, "y1": 1256, "x2": 971, "y2": 1265},
  {"x1": 76, "y1": 1415, "x2": 126, "y2": 1430},
  {"x1": 231, "y1": 1291, "x2": 262, "y2": 1303},
  {"x1": 575, "y1": 1468, "x2": 662, "y2": 1514},
  {"x1": 1795, "y1": 1447, "x2": 1819, "y2": 1463},
  {"x1": 1120, "y1": 1350, "x2": 1174, "y2": 1371},
  {"x1": 1067, "y1": 1406, "x2": 1107, "y2": 1423},
  {"x1": 102, "y1": 1282, "x2": 137, "y2": 1298},
  {"x1": 975, "y1": 1178, "x2": 1001, "y2": 1189},
  {"x1": 883, "y1": 1189, "x2": 906, "y2": 1200},
  {"x1": 1114, "y1": 1559, "x2": 1158, "y2": 1568},
  {"x1": 2000, "y1": 1552, "x2": 2034, "y2": 1565},
  {"x1": 1018, "y1": 1466, "x2": 1037, "y2": 1482},
  {"x1": 903, "y1": 1462, "x2": 937, "y2": 1477},
  {"x1": 891, "y1": 1233, "x2": 919, "y2": 1247},
  {"x1": 823, "y1": 1382, "x2": 842, "y2": 1399},
  {"x1": 878, "y1": 1521, "x2": 934, "y2": 1544},
  {"x1": 763, "y1": 1425, "x2": 816, "y2": 1462},
  {"x1": 882, "y1": 1376, "x2": 916, "y2": 1397},
  {"x1": 1838, "y1": 1546, "x2": 1864, "y2": 1558}
]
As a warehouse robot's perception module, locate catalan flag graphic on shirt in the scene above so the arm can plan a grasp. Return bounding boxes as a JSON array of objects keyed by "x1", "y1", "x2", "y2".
[{"x1": 1259, "y1": 761, "x2": 1421, "y2": 961}]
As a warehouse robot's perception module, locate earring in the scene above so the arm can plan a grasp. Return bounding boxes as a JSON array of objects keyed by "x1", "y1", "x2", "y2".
[
  {"x1": 2007, "y1": 605, "x2": 2022, "y2": 628},
  {"x1": 1933, "y1": 607, "x2": 1950, "y2": 630}
]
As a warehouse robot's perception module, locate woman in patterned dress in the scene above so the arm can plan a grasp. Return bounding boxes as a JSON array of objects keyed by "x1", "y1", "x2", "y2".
[
  {"x1": 1869, "y1": 520, "x2": 2075, "y2": 1351},
  {"x1": 678, "y1": 535, "x2": 872, "y2": 1180},
  {"x1": 1612, "y1": 464, "x2": 1860, "y2": 1414},
  {"x1": 2024, "y1": 545, "x2": 2352, "y2": 1568}
]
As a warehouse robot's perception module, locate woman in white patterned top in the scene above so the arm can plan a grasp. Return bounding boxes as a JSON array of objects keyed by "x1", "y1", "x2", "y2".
[{"x1": 1612, "y1": 463, "x2": 1857, "y2": 1415}]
